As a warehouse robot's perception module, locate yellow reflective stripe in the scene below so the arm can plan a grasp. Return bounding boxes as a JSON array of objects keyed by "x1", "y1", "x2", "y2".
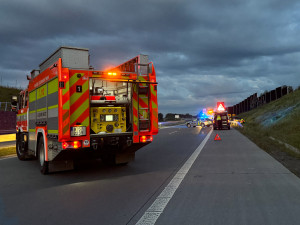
[
  {"x1": 48, "y1": 78, "x2": 58, "y2": 95},
  {"x1": 37, "y1": 107, "x2": 47, "y2": 112},
  {"x1": 138, "y1": 76, "x2": 147, "y2": 82},
  {"x1": 29, "y1": 110, "x2": 36, "y2": 114},
  {"x1": 82, "y1": 117, "x2": 89, "y2": 127},
  {"x1": 69, "y1": 73, "x2": 82, "y2": 85},
  {"x1": 152, "y1": 101, "x2": 158, "y2": 109},
  {"x1": 48, "y1": 130, "x2": 58, "y2": 134},
  {"x1": 62, "y1": 80, "x2": 69, "y2": 95},
  {"x1": 37, "y1": 84, "x2": 47, "y2": 100},
  {"x1": 70, "y1": 99, "x2": 89, "y2": 125},
  {"x1": 150, "y1": 85, "x2": 156, "y2": 96},
  {"x1": 63, "y1": 100, "x2": 69, "y2": 110},
  {"x1": 133, "y1": 98, "x2": 138, "y2": 109},
  {"x1": 48, "y1": 104, "x2": 58, "y2": 110},
  {"x1": 18, "y1": 112, "x2": 27, "y2": 116},
  {"x1": 29, "y1": 129, "x2": 35, "y2": 132},
  {"x1": 29, "y1": 90, "x2": 36, "y2": 102}
]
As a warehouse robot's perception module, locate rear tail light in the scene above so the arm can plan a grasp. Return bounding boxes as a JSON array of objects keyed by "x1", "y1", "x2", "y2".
[
  {"x1": 62, "y1": 141, "x2": 82, "y2": 149},
  {"x1": 140, "y1": 135, "x2": 153, "y2": 143}
]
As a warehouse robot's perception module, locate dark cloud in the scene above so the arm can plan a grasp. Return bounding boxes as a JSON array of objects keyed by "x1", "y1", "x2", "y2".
[{"x1": 1, "y1": 0, "x2": 300, "y2": 115}]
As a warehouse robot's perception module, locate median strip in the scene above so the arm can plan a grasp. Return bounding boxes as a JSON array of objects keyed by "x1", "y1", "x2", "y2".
[{"x1": 0, "y1": 147, "x2": 16, "y2": 158}]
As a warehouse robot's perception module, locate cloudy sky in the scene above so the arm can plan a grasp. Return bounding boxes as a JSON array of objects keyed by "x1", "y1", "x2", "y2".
[{"x1": 1, "y1": 0, "x2": 300, "y2": 115}]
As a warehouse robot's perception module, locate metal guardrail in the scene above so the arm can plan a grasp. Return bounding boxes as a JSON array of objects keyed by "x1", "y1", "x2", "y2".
[{"x1": 0, "y1": 102, "x2": 12, "y2": 111}]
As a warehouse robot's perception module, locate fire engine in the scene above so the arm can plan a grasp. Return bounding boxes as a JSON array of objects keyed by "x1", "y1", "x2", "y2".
[{"x1": 14, "y1": 46, "x2": 158, "y2": 174}]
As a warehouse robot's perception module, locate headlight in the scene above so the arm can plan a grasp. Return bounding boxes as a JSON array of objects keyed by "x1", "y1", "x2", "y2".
[{"x1": 70, "y1": 126, "x2": 87, "y2": 136}]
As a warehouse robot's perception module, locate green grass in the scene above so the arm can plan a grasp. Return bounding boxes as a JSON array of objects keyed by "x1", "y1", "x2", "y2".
[
  {"x1": 0, "y1": 147, "x2": 16, "y2": 158},
  {"x1": 0, "y1": 86, "x2": 21, "y2": 102},
  {"x1": 237, "y1": 89, "x2": 300, "y2": 158}
]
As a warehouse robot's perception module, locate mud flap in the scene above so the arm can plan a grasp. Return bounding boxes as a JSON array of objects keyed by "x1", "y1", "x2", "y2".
[{"x1": 48, "y1": 160, "x2": 74, "y2": 173}]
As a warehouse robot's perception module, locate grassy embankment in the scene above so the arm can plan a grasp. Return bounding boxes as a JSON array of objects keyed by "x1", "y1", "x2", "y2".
[
  {"x1": 0, "y1": 147, "x2": 15, "y2": 158},
  {"x1": 237, "y1": 88, "x2": 300, "y2": 158}
]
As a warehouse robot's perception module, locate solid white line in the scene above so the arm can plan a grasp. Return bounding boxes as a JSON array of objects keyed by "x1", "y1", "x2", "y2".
[{"x1": 135, "y1": 128, "x2": 213, "y2": 225}]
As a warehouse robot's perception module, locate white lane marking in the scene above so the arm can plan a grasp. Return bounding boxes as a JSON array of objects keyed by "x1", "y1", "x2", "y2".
[
  {"x1": 135, "y1": 128, "x2": 213, "y2": 225},
  {"x1": 159, "y1": 124, "x2": 187, "y2": 129},
  {"x1": 0, "y1": 156, "x2": 17, "y2": 161},
  {"x1": 168, "y1": 131, "x2": 178, "y2": 135}
]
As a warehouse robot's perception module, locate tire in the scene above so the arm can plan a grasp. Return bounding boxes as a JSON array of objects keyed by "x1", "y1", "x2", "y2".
[
  {"x1": 38, "y1": 137, "x2": 49, "y2": 174},
  {"x1": 16, "y1": 133, "x2": 26, "y2": 161},
  {"x1": 228, "y1": 126, "x2": 231, "y2": 130},
  {"x1": 187, "y1": 123, "x2": 191, "y2": 128}
]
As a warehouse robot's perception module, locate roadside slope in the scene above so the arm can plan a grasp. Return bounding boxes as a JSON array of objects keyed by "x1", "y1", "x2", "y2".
[{"x1": 237, "y1": 89, "x2": 300, "y2": 176}]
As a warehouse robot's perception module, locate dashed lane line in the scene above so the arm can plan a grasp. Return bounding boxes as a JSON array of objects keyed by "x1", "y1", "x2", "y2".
[{"x1": 135, "y1": 128, "x2": 213, "y2": 225}]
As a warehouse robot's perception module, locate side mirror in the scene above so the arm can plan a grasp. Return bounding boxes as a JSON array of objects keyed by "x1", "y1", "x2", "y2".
[
  {"x1": 11, "y1": 96, "x2": 18, "y2": 112},
  {"x1": 27, "y1": 75, "x2": 31, "y2": 80}
]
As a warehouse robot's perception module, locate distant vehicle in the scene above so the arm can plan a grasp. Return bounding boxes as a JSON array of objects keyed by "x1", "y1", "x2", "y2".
[
  {"x1": 200, "y1": 118, "x2": 213, "y2": 127},
  {"x1": 186, "y1": 119, "x2": 198, "y2": 128},
  {"x1": 232, "y1": 116, "x2": 245, "y2": 124},
  {"x1": 213, "y1": 112, "x2": 230, "y2": 130},
  {"x1": 186, "y1": 118, "x2": 203, "y2": 128}
]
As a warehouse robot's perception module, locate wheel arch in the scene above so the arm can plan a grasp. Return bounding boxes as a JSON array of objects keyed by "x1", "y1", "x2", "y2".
[{"x1": 35, "y1": 128, "x2": 48, "y2": 161}]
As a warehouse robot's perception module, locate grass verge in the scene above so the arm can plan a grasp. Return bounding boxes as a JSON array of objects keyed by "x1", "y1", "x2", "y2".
[
  {"x1": 0, "y1": 147, "x2": 16, "y2": 158},
  {"x1": 235, "y1": 89, "x2": 300, "y2": 177}
]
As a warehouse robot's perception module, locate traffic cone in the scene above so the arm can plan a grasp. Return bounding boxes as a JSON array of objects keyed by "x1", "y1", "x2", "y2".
[{"x1": 214, "y1": 134, "x2": 221, "y2": 141}]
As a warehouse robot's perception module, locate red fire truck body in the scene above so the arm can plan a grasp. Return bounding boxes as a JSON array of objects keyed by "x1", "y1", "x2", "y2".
[{"x1": 16, "y1": 46, "x2": 158, "y2": 174}]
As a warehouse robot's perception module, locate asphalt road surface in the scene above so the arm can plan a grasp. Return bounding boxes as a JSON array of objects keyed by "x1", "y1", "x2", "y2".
[{"x1": 1, "y1": 126, "x2": 300, "y2": 225}]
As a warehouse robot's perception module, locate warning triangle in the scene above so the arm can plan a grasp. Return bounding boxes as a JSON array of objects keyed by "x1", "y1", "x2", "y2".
[{"x1": 214, "y1": 134, "x2": 221, "y2": 141}]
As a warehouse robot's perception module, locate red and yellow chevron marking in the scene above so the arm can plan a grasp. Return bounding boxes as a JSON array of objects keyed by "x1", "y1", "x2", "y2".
[
  {"x1": 150, "y1": 84, "x2": 158, "y2": 135},
  {"x1": 138, "y1": 85, "x2": 149, "y2": 121},
  {"x1": 138, "y1": 75, "x2": 148, "y2": 82},
  {"x1": 132, "y1": 83, "x2": 139, "y2": 143},
  {"x1": 69, "y1": 72, "x2": 90, "y2": 140},
  {"x1": 58, "y1": 61, "x2": 71, "y2": 141},
  {"x1": 59, "y1": 70, "x2": 70, "y2": 140}
]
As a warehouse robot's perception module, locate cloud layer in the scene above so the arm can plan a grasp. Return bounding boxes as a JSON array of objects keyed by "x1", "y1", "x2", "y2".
[{"x1": 1, "y1": 0, "x2": 300, "y2": 115}]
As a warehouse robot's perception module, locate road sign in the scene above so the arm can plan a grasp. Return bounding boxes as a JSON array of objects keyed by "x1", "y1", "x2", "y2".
[
  {"x1": 214, "y1": 134, "x2": 221, "y2": 141},
  {"x1": 217, "y1": 102, "x2": 225, "y2": 111}
]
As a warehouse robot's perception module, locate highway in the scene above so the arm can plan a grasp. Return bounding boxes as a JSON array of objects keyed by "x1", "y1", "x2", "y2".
[{"x1": 1, "y1": 126, "x2": 300, "y2": 225}]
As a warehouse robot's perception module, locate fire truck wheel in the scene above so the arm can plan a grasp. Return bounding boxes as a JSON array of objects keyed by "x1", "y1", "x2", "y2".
[
  {"x1": 38, "y1": 137, "x2": 49, "y2": 174},
  {"x1": 16, "y1": 133, "x2": 26, "y2": 161}
]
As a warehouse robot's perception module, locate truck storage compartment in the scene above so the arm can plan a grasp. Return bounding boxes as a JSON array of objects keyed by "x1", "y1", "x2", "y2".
[{"x1": 89, "y1": 79, "x2": 132, "y2": 135}]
